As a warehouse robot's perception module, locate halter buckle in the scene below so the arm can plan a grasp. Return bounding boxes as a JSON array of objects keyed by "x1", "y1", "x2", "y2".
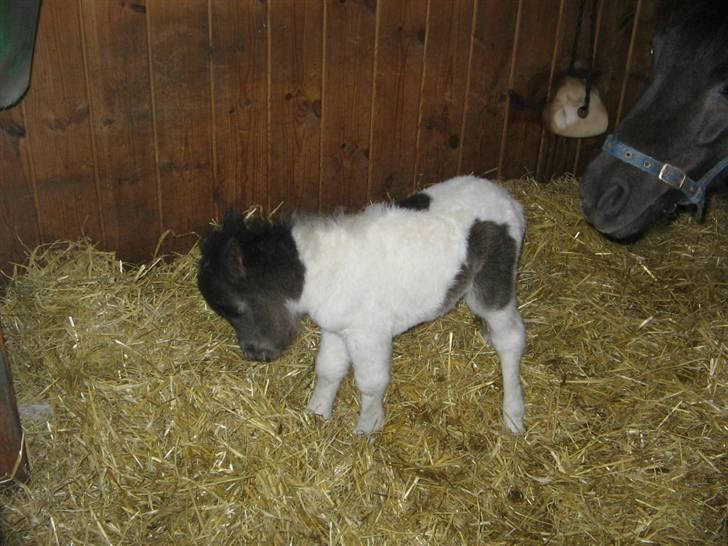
[{"x1": 658, "y1": 163, "x2": 687, "y2": 190}]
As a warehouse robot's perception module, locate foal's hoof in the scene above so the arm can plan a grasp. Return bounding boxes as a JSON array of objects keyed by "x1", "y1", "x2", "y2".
[
  {"x1": 354, "y1": 409, "x2": 385, "y2": 435},
  {"x1": 503, "y1": 411, "x2": 525, "y2": 435},
  {"x1": 305, "y1": 400, "x2": 332, "y2": 421}
]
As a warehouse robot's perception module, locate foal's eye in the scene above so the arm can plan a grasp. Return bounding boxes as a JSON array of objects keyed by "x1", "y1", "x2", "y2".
[{"x1": 720, "y1": 84, "x2": 728, "y2": 97}]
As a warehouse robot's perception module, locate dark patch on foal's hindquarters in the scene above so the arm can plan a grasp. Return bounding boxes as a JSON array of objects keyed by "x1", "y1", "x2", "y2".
[
  {"x1": 395, "y1": 192, "x2": 430, "y2": 211},
  {"x1": 471, "y1": 221, "x2": 517, "y2": 308},
  {"x1": 442, "y1": 264, "x2": 470, "y2": 311},
  {"x1": 441, "y1": 220, "x2": 517, "y2": 311}
]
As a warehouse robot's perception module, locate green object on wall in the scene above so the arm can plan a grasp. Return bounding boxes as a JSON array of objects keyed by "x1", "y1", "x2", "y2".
[{"x1": 0, "y1": 0, "x2": 42, "y2": 109}]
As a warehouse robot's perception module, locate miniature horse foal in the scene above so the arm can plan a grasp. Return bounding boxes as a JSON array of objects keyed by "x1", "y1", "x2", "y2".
[{"x1": 198, "y1": 176, "x2": 527, "y2": 434}]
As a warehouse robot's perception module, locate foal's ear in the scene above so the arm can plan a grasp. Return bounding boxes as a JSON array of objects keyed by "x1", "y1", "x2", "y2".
[
  {"x1": 222, "y1": 209, "x2": 245, "y2": 234},
  {"x1": 223, "y1": 237, "x2": 246, "y2": 282}
]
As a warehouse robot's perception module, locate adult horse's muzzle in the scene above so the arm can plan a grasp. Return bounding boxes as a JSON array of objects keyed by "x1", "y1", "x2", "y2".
[
  {"x1": 582, "y1": 135, "x2": 728, "y2": 239},
  {"x1": 580, "y1": 152, "x2": 671, "y2": 240},
  {"x1": 600, "y1": 135, "x2": 722, "y2": 218}
]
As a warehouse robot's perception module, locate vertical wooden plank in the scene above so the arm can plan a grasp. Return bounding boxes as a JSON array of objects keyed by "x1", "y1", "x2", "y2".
[
  {"x1": 320, "y1": 0, "x2": 377, "y2": 209},
  {"x1": 414, "y1": 0, "x2": 475, "y2": 187},
  {"x1": 0, "y1": 107, "x2": 39, "y2": 275},
  {"x1": 80, "y1": 0, "x2": 160, "y2": 263},
  {"x1": 575, "y1": 0, "x2": 641, "y2": 174},
  {"x1": 367, "y1": 0, "x2": 427, "y2": 201},
  {"x1": 21, "y1": 0, "x2": 102, "y2": 243},
  {"x1": 148, "y1": 0, "x2": 214, "y2": 252},
  {"x1": 500, "y1": 0, "x2": 561, "y2": 180},
  {"x1": 615, "y1": 0, "x2": 654, "y2": 125},
  {"x1": 460, "y1": 0, "x2": 518, "y2": 179},
  {"x1": 268, "y1": 1, "x2": 323, "y2": 212},
  {"x1": 211, "y1": 0, "x2": 269, "y2": 214},
  {"x1": 536, "y1": 0, "x2": 585, "y2": 181},
  {"x1": 0, "y1": 324, "x2": 29, "y2": 482}
]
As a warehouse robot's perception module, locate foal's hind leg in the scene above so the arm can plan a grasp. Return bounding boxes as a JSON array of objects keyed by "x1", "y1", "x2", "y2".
[
  {"x1": 463, "y1": 220, "x2": 525, "y2": 433},
  {"x1": 465, "y1": 292, "x2": 526, "y2": 434}
]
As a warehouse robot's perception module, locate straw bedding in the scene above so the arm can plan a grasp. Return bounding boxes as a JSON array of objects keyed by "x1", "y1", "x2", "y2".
[{"x1": 1, "y1": 176, "x2": 726, "y2": 545}]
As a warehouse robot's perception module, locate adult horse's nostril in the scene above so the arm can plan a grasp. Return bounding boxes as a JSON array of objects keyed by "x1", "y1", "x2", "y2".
[{"x1": 596, "y1": 179, "x2": 630, "y2": 218}]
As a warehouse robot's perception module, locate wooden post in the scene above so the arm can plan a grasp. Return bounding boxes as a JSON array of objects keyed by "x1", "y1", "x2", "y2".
[{"x1": 0, "y1": 323, "x2": 29, "y2": 483}]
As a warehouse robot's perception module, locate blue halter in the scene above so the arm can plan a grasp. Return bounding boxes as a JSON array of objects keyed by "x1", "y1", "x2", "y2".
[{"x1": 602, "y1": 134, "x2": 728, "y2": 220}]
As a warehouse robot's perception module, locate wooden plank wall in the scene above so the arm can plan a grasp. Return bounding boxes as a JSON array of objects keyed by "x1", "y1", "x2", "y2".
[{"x1": 0, "y1": 0, "x2": 657, "y2": 274}]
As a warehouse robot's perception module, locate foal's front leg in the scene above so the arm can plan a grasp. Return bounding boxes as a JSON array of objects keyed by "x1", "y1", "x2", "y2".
[
  {"x1": 307, "y1": 330, "x2": 350, "y2": 419},
  {"x1": 343, "y1": 331, "x2": 392, "y2": 434}
]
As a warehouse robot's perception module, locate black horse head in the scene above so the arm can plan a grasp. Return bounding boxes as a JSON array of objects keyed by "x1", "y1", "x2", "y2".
[{"x1": 581, "y1": 1, "x2": 728, "y2": 241}]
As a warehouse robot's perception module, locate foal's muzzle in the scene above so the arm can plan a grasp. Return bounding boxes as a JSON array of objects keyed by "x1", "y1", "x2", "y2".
[{"x1": 243, "y1": 344, "x2": 278, "y2": 363}]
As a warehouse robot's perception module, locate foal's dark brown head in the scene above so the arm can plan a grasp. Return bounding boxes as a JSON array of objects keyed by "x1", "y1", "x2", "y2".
[
  {"x1": 580, "y1": 1, "x2": 728, "y2": 241},
  {"x1": 197, "y1": 212, "x2": 305, "y2": 363}
]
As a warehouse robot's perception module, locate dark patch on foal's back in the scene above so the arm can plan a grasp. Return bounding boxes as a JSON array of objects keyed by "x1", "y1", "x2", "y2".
[
  {"x1": 441, "y1": 220, "x2": 517, "y2": 311},
  {"x1": 395, "y1": 192, "x2": 430, "y2": 211}
]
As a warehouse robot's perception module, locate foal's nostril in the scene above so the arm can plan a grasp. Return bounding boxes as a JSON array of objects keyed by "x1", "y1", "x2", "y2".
[
  {"x1": 596, "y1": 180, "x2": 630, "y2": 218},
  {"x1": 243, "y1": 344, "x2": 276, "y2": 363},
  {"x1": 243, "y1": 344, "x2": 257, "y2": 360}
]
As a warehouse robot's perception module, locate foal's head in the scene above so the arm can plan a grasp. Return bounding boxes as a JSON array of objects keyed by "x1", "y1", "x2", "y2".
[{"x1": 197, "y1": 212, "x2": 305, "y2": 362}]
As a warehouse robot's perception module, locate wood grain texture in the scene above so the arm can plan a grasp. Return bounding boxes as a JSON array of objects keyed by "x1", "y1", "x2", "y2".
[
  {"x1": 20, "y1": 0, "x2": 102, "y2": 244},
  {"x1": 500, "y1": 0, "x2": 561, "y2": 180},
  {"x1": 575, "y1": 0, "x2": 642, "y2": 173},
  {"x1": 414, "y1": 0, "x2": 475, "y2": 188},
  {"x1": 0, "y1": 107, "x2": 38, "y2": 273},
  {"x1": 80, "y1": 0, "x2": 160, "y2": 263},
  {"x1": 320, "y1": 0, "x2": 377, "y2": 209},
  {"x1": 536, "y1": 0, "x2": 582, "y2": 181},
  {"x1": 211, "y1": 0, "x2": 269, "y2": 215},
  {"x1": 616, "y1": 0, "x2": 654, "y2": 125},
  {"x1": 367, "y1": 0, "x2": 427, "y2": 201},
  {"x1": 148, "y1": 0, "x2": 214, "y2": 252},
  {"x1": 269, "y1": 0, "x2": 323, "y2": 212},
  {"x1": 0, "y1": 0, "x2": 658, "y2": 274},
  {"x1": 460, "y1": 0, "x2": 518, "y2": 179}
]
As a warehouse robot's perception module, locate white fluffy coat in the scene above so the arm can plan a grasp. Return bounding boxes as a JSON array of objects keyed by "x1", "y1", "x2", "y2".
[{"x1": 290, "y1": 176, "x2": 527, "y2": 434}]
